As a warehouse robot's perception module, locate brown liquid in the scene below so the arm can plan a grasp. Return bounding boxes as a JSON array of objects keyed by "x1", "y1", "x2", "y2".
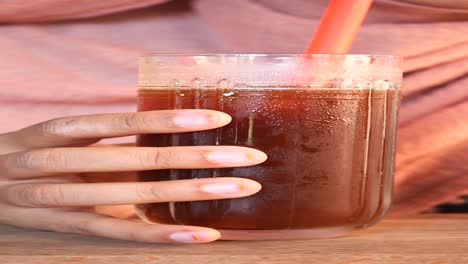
[{"x1": 136, "y1": 86, "x2": 399, "y2": 230}]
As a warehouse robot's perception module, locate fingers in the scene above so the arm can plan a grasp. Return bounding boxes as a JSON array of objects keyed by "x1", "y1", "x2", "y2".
[
  {"x1": 2, "y1": 177, "x2": 262, "y2": 207},
  {"x1": 6, "y1": 208, "x2": 220, "y2": 243},
  {"x1": 9, "y1": 110, "x2": 232, "y2": 150},
  {"x1": 0, "y1": 146, "x2": 267, "y2": 178}
]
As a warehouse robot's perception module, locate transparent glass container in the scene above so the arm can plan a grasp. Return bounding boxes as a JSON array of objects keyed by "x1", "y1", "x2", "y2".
[{"x1": 136, "y1": 54, "x2": 402, "y2": 240}]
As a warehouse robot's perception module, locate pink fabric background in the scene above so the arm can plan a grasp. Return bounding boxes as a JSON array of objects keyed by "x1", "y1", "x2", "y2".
[{"x1": 0, "y1": 0, "x2": 467, "y2": 214}]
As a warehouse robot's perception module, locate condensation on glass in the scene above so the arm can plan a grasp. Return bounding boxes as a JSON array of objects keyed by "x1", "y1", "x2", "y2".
[{"x1": 136, "y1": 54, "x2": 402, "y2": 240}]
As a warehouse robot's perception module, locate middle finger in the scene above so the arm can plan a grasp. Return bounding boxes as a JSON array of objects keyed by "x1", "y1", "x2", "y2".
[{"x1": 1, "y1": 146, "x2": 267, "y2": 178}]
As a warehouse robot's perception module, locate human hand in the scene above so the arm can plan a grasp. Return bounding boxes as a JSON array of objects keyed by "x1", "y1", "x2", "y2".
[{"x1": 0, "y1": 110, "x2": 266, "y2": 243}]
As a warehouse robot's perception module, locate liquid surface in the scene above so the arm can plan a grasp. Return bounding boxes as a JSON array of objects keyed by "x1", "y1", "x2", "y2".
[{"x1": 136, "y1": 86, "x2": 399, "y2": 230}]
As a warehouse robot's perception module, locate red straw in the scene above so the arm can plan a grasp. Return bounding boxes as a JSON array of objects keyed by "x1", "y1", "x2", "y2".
[{"x1": 305, "y1": 0, "x2": 373, "y2": 54}]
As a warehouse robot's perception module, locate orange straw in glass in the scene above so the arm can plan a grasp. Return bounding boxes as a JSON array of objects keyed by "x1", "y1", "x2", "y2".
[{"x1": 305, "y1": 0, "x2": 373, "y2": 54}]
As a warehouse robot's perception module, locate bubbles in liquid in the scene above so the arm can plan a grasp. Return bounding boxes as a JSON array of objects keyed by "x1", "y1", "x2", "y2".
[
  {"x1": 169, "y1": 79, "x2": 181, "y2": 88},
  {"x1": 374, "y1": 80, "x2": 391, "y2": 89},
  {"x1": 216, "y1": 78, "x2": 234, "y2": 108},
  {"x1": 216, "y1": 78, "x2": 232, "y2": 89},
  {"x1": 191, "y1": 78, "x2": 202, "y2": 88},
  {"x1": 223, "y1": 91, "x2": 235, "y2": 97}
]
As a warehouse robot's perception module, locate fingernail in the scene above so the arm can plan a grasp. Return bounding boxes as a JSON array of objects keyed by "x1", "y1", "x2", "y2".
[
  {"x1": 204, "y1": 151, "x2": 252, "y2": 164},
  {"x1": 169, "y1": 231, "x2": 201, "y2": 243},
  {"x1": 173, "y1": 113, "x2": 218, "y2": 127},
  {"x1": 200, "y1": 182, "x2": 246, "y2": 194}
]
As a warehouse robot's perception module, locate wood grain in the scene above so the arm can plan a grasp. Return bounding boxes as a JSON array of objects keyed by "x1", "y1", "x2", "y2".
[{"x1": 0, "y1": 215, "x2": 467, "y2": 264}]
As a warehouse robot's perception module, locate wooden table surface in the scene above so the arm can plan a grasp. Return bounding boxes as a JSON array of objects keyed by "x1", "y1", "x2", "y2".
[{"x1": 1, "y1": 215, "x2": 467, "y2": 264}]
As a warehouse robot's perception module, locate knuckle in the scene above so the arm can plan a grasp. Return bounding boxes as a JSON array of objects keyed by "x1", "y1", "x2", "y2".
[
  {"x1": 135, "y1": 183, "x2": 165, "y2": 202},
  {"x1": 137, "y1": 149, "x2": 168, "y2": 168},
  {"x1": 38, "y1": 117, "x2": 79, "y2": 138},
  {"x1": 15, "y1": 149, "x2": 66, "y2": 171},
  {"x1": 154, "y1": 149, "x2": 174, "y2": 168},
  {"x1": 13, "y1": 184, "x2": 65, "y2": 207},
  {"x1": 14, "y1": 150, "x2": 42, "y2": 170},
  {"x1": 158, "y1": 112, "x2": 177, "y2": 128},
  {"x1": 67, "y1": 219, "x2": 95, "y2": 235},
  {"x1": 112, "y1": 113, "x2": 143, "y2": 130}
]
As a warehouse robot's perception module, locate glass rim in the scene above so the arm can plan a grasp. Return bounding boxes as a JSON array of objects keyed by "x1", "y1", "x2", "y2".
[
  {"x1": 141, "y1": 53, "x2": 401, "y2": 60},
  {"x1": 139, "y1": 53, "x2": 403, "y2": 89}
]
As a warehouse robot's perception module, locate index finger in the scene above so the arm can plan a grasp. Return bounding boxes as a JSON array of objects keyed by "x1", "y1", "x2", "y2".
[{"x1": 7, "y1": 110, "x2": 232, "y2": 150}]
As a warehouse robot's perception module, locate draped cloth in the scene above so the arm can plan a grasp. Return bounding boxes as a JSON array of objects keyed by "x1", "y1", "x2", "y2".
[{"x1": 0, "y1": 0, "x2": 467, "y2": 214}]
